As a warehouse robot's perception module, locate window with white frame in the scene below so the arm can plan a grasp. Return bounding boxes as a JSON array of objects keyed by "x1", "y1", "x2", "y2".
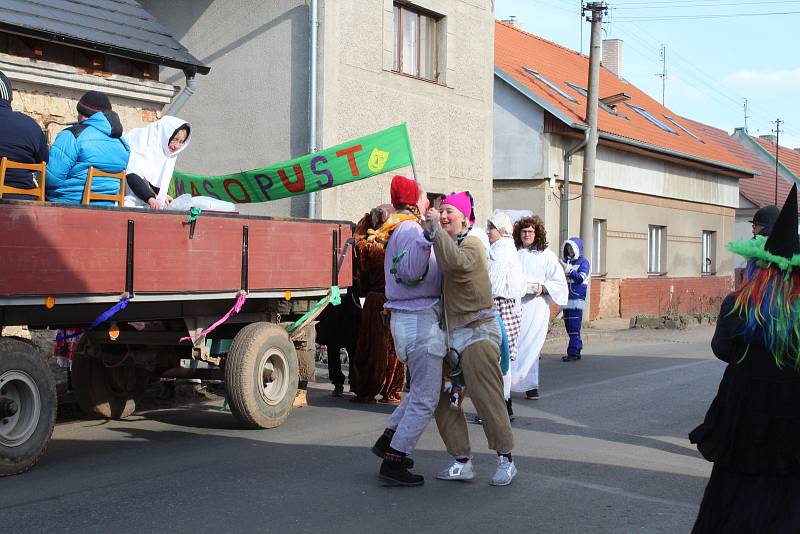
[
  {"x1": 393, "y1": 3, "x2": 441, "y2": 82},
  {"x1": 702, "y1": 230, "x2": 716, "y2": 274},
  {"x1": 592, "y1": 219, "x2": 607, "y2": 274},
  {"x1": 648, "y1": 225, "x2": 667, "y2": 273}
]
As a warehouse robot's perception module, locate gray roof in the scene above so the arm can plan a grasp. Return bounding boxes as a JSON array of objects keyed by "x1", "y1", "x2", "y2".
[{"x1": 0, "y1": 0, "x2": 209, "y2": 74}]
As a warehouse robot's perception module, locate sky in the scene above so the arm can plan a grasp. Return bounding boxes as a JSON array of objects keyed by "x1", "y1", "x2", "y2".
[{"x1": 495, "y1": 0, "x2": 800, "y2": 148}]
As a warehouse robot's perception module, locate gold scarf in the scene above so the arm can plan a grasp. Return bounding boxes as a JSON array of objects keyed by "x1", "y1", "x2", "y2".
[{"x1": 366, "y1": 213, "x2": 419, "y2": 243}]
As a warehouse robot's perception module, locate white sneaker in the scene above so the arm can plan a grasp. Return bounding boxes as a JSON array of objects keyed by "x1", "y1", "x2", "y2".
[
  {"x1": 490, "y1": 456, "x2": 517, "y2": 486},
  {"x1": 436, "y1": 459, "x2": 476, "y2": 482}
]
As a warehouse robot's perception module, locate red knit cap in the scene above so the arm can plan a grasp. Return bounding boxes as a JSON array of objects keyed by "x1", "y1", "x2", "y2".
[{"x1": 390, "y1": 175, "x2": 419, "y2": 207}]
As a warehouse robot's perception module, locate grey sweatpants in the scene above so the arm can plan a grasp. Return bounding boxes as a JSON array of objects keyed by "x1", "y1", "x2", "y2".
[{"x1": 386, "y1": 308, "x2": 446, "y2": 455}]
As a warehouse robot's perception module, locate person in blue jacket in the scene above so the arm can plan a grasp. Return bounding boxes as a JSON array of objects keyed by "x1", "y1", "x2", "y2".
[
  {"x1": 46, "y1": 91, "x2": 130, "y2": 204},
  {"x1": 0, "y1": 71, "x2": 49, "y2": 199},
  {"x1": 560, "y1": 237, "x2": 591, "y2": 362}
]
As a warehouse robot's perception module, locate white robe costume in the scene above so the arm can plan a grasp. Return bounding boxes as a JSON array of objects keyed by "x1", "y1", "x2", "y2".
[
  {"x1": 510, "y1": 247, "x2": 568, "y2": 393},
  {"x1": 123, "y1": 116, "x2": 191, "y2": 208},
  {"x1": 488, "y1": 236, "x2": 527, "y2": 399}
]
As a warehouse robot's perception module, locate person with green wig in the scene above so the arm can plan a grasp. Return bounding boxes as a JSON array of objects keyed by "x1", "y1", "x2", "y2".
[{"x1": 689, "y1": 184, "x2": 800, "y2": 533}]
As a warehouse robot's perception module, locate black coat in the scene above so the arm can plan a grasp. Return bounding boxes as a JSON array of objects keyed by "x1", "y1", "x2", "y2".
[
  {"x1": 0, "y1": 99, "x2": 49, "y2": 197},
  {"x1": 690, "y1": 293, "x2": 800, "y2": 533}
]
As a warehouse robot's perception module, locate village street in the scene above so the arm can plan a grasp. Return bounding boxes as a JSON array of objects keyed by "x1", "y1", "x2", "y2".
[{"x1": 0, "y1": 325, "x2": 721, "y2": 534}]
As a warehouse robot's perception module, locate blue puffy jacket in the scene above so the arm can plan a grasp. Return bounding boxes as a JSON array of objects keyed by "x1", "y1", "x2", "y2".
[
  {"x1": 562, "y1": 236, "x2": 591, "y2": 306},
  {"x1": 45, "y1": 111, "x2": 130, "y2": 204}
]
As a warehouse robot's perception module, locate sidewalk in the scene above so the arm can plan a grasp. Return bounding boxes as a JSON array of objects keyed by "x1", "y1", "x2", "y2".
[{"x1": 543, "y1": 316, "x2": 715, "y2": 351}]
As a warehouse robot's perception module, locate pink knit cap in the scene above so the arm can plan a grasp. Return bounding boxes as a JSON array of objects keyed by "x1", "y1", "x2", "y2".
[{"x1": 440, "y1": 191, "x2": 475, "y2": 226}]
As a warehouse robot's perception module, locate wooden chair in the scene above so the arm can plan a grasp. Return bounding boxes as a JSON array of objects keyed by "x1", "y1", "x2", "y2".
[
  {"x1": 0, "y1": 157, "x2": 46, "y2": 201},
  {"x1": 82, "y1": 166, "x2": 126, "y2": 206}
]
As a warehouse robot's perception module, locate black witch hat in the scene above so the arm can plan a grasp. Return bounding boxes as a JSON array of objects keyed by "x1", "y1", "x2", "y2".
[
  {"x1": 729, "y1": 184, "x2": 800, "y2": 271},
  {"x1": 765, "y1": 184, "x2": 800, "y2": 261}
]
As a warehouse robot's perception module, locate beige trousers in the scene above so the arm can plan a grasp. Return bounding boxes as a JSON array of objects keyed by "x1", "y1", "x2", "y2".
[{"x1": 435, "y1": 339, "x2": 515, "y2": 457}]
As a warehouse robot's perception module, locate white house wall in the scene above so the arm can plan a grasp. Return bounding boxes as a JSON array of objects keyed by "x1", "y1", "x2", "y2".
[
  {"x1": 317, "y1": 0, "x2": 495, "y2": 223},
  {"x1": 140, "y1": 0, "x2": 312, "y2": 217},
  {"x1": 553, "y1": 140, "x2": 740, "y2": 208},
  {"x1": 493, "y1": 76, "x2": 547, "y2": 180}
]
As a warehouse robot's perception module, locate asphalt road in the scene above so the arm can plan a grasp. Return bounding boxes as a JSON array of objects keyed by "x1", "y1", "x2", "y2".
[{"x1": 0, "y1": 326, "x2": 723, "y2": 534}]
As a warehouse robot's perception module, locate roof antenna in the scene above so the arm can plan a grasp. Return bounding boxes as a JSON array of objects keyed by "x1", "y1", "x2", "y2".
[{"x1": 743, "y1": 99, "x2": 751, "y2": 132}]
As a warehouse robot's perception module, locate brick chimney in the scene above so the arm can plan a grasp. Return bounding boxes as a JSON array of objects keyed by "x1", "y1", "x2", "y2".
[
  {"x1": 759, "y1": 134, "x2": 777, "y2": 145},
  {"x1": 501, "y1": 15, "x2": 522, "y2": 30},
  {"x1": 602, "y1": 39, "x2": 624, "y2": 77}
]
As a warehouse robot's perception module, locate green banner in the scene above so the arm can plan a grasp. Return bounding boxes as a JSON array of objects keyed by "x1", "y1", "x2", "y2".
[{"x1": 172, "y1": 123, "x2": 413, "y2": 203}]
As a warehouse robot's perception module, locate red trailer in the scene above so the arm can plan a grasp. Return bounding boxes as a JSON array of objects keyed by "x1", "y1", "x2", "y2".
[{"x1": 0, "y1": 200, "x2": 353, "y2": 476}]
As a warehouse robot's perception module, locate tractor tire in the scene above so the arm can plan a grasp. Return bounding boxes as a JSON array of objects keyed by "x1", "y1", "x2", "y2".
[
  {"x1": 225, "y1": 322, "x2": 299, "y2": 429},
  {"x1": 0, "y1": 337, "x2": 57, "y2": 476}
]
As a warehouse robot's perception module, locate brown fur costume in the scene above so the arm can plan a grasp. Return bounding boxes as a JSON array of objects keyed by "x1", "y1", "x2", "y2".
[{"x1": 349, "y1": 213, "x2": 405, "y2": 403}]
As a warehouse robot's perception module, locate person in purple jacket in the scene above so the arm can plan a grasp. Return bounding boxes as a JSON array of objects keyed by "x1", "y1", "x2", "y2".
[
  {"x1": 560, "y1": 237, "x2": 591, "y2": 362},
  {"x1": 370, "y1": 175, "x2": 444, "y2": 487}
]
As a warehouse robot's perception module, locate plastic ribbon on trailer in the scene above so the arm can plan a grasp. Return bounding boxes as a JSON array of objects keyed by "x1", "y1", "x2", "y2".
[
  {"x1": 54, "y1": 297, "x2": 131, "y2": 342},
  {"x1": 179, "y1": 290, "x2": 248, "y2": 344},
  {"x1": 286, "y1": 286, "x2": 341, "y2": 335},
  {"x1": 186, "y1": 207, "x2": 201, "y2": 223}
]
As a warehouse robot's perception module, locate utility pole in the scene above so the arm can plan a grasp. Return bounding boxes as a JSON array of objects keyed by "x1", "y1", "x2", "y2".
[
  {"x1": 656, "y1": 44, "x2": 667, "y2": 106},
  {"x1": 580, "y1": 1, "x2": 606, "y2": 319},
  {"x1": 773, "y1": 118, "x2": 783, "y2": 204}
]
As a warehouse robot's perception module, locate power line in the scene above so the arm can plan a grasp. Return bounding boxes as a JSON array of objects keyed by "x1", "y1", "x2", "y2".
[
  {"x1": 615, "y1": 0, "x2": 800, "y2": 8},
  {"x1": 614, "y1": 0, "x2": 800, "y2": 5},
  {"x1": 611, "y1": 24, "x2": 800, "y2": 140},
  {"x1": 615, "y1": 11, "x2": 800, "y2": 21}
]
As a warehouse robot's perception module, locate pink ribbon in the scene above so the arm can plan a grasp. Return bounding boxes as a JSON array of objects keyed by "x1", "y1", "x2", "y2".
[{"x1": 180, "y1": 291, "x2": 248, "y2": 344}]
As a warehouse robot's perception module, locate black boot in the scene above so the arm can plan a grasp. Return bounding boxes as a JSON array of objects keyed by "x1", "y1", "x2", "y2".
[
  {"x1": 506, "y1": 398, "x2": 515, "y2": 421},
  {"x1": 371, "y1": 431, "x2": 414, "y2": 468},
  {"x1": 380, "y1": 458, "x2": 424, "y2": 486}
]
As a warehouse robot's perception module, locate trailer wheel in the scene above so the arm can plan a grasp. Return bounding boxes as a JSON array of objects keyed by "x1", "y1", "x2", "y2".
[
  {"x1": 225, "y1": 322, "x2": 299, "y2": 429},
  {"x1": 72, "y1": 342, "x2": 145, "y2": 420},
  {"x1": 0, "y1": 338, "x2": 57, "y2": 477}
]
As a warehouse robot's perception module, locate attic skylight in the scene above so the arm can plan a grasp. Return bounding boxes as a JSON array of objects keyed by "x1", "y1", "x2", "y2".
[
  {"x1": 626, "y1": 103, "x2": 677, "y2": 134},
  {"x1": 663, "y1": 116, "x2": 705, "y2": 143},
  {"x1": 523, "y1": 67, "x2": 578, "y2": 104},
  {"x1": 565, "y1": 82, "x2": 620, "y2": 116}
]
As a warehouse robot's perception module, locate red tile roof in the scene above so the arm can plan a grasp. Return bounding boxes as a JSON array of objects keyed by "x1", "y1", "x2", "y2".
[
  {"x1": 494, "y1": 21, "x2": 752, "y2": 175},
  {"x1": 679, "y1": 120, "x2": 794, "y2": 209},
  {"x1": 754, "y1": 137, "x2": 800, "y2": 181}
]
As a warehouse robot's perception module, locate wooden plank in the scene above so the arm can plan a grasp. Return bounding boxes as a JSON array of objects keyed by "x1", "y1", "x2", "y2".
[{"x1": 0, "y1": 203, "x2": 352, "y2": 297}]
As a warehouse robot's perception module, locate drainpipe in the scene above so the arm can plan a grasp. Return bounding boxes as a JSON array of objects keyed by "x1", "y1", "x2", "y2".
[
  {"x1": 164, "y1": 69, "x2": 198, "y2": 116},
  {"x1": 560, "y1": 127, "x2": 590, "y2": 246},
  {"x1": 307, "y1": 0, "x2": 319, "y2": 219}
]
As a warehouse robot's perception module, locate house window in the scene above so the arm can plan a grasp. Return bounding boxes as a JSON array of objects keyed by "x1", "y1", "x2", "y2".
[
  {"x1": 627, "y1": 104, "x2": 677, "y2": 134},
  {"x1": 702, "y1": 230, "x2": 716, "y2": 274},
  {"x1": 648, "y1": 225, "x2": 667, "y2": 273},
  {"x1": 591, "y1": 219, "x2": 607, "y2": 274},
  {"x1": 393, "y1": 3, "x2": 440, "y2": 82}
]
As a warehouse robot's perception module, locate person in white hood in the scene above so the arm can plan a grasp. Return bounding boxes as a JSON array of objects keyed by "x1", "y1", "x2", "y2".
[
  {"x1": 487, "y1": 211, "x2": 527, "y2": 418},
  {"x1": 123, "y1": 116, "x2": 191, "y2": 208}
]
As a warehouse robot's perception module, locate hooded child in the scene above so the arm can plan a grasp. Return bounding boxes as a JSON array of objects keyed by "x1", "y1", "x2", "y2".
[{"x1": 560, "y1": 237, "x2": 591, "y2": 362}]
